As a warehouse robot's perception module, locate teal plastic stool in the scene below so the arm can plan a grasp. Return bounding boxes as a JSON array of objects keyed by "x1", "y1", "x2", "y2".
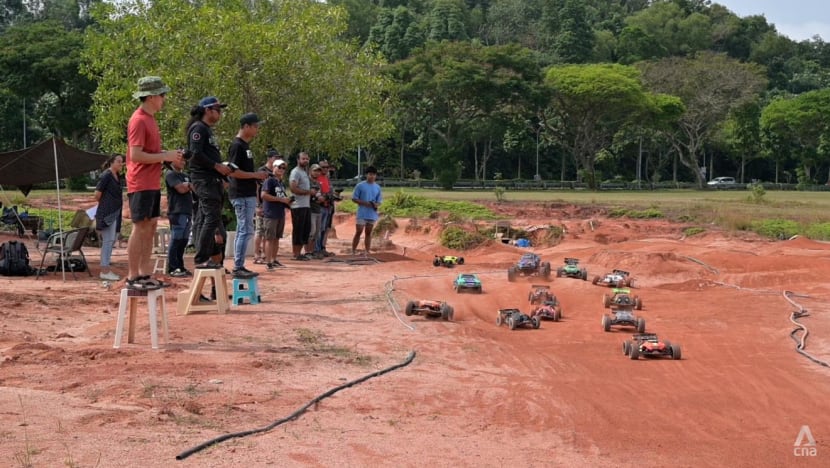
[{"x1": 232, "y1": 277, "x2": 261, "y2": 305}]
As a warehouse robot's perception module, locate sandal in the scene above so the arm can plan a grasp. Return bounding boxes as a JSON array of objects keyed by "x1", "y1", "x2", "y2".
[{"x1": 253, "y1": 257, "x2": 266, "y2": 265}]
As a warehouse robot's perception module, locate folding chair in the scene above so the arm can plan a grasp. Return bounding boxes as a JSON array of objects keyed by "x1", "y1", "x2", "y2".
[{"x1": 35, "y1": 227, "x2": 93, "y2": 280}]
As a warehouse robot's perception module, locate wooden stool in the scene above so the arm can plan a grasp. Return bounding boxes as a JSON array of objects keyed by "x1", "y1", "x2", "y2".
[
  {"x1": 232, "y1": 276, "x2": 261, "y2": 305},
  {"x1": 177, "y1": 268, "x2": 230, "y2": 315},
  {"x1": 113, "y1": 288, "x2": 169, "y2": 349},
  {"x1": 152, "y1": 227, "x2": 170, "y2": 275}
]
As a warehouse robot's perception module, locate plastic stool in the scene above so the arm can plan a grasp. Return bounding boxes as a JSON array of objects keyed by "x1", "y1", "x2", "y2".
[
  {"x1": 232, "y1": 276, "x2": 260, "y2": 305},
  {"x1": 178, "y1": 268, "x2": 230, "y2": 315},
  {"x1": 113, "y1": 288, "x2": 168, "y2": 349}
]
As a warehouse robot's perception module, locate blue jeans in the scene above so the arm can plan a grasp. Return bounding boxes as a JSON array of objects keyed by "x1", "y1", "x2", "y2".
[
  {"x1": 231, "y1": 196, "x2": 256, "y2": 269},
  {"x1": 168, "y1": 213, "x2": 192, "y2": 272},
  {"x1": 99, "y1": 221, "x2": 117, "y2": 268},
  {"x1": 316, "y1": 206, "x2": 331, "y2": 252}
]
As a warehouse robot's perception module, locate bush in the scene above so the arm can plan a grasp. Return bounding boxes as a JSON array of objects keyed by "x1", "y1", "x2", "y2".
[
  {"x1": 750, "y1": 219, "x2": 801, "y2": 239},
  {"x1": 747, "y1": 182, "x2": 767, "y2": 204},
  {"x1": 439, "y1": 225, "x2": 487, "y2": 250},
  {"x1": 805, "y1": 223, "x2": 830, "y2": 241},
  {"x1": 683, "y1": 227, "x2": 705, "y2": 237},
  {"x1": 607, "y1": 207, "x2": 663, "y2": 219}
]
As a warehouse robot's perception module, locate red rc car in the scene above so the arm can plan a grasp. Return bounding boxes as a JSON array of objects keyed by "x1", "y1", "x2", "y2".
[
  {"x1": 404, "y1": 300, "x2": 455, "y2": 321},
  {"x1": 623, "y1": 333, "x2": 681, "y2": 360},
  {"x1": 529, "y1": 300, "x2": 562, "y2": 322},
  {"x1": 528, "y1": 284, "x2": 554, "y2": 305}
]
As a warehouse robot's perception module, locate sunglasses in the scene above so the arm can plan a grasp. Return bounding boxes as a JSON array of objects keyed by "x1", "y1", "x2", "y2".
[
  {"x1": 211, "y1": 107, "x2": 222, "y2": 114},
  {"x1": 277, "y1": 165, "x2": 286, "y2": 169}
]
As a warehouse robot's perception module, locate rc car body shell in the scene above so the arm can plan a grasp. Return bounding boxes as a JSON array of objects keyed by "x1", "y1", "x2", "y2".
[
  {"x1": 528, "y1": 284, "x2": 554, "y2": 304},
  {"x1": 433, "y1": 255, "x2": 465, "y2": 267},
  {"x1": 601, "y1": 306, "x2": 646, "y2": 333},
  {"x1": 453, "y1": 273, "x2": 483, "y2": 293},
  {"x1": 593, "y1": 269, "x2": 632, "y2": 287},
  {"x1": 404, "y1": 299, "x2": 454, "y2": 321},
  {"x1": 508, "y1": 253, "x2": 551, "y2": 282},
  {"x1": 603, "y1": 288, "x2": 643, "y2": 310},
  {"x1": 556, "y1": 257, "x2": 588, "y2": 280},
  {"x1": 623, "y1": 333, "x2": 681, "y2": 360},
  {"x1": 530, "y1": 300, "x2": 562, "y2": 321},
  {"x1": 496, "y1": 308, "x2": 540, "y2": 330}
]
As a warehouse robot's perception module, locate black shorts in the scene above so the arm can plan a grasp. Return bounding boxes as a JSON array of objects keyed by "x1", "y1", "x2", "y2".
[
  {"x1": 291, "y1": 207, "x2": 311, "y2": 245},
  {"x1": 128, "y1": 190, "x2": 161, "y2": 222},
  {"x1": 264, "y1": 217, "x2": 285, "y2": 239}
]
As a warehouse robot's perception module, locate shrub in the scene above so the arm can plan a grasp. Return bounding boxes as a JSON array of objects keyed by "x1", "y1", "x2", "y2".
[
  {"x1": 439, "y1": 225, "x2": 487, "y2": 250},
  {"x1": 746, "y1": 182, "x2": 767, "y2": 204},
  {"x1": 494, "y1": 186, "x2": 506, "y2": 202},
  {"x1": 750, "y1": 219, "x2": 801, "y2": 239},
  {"x1": 805, "y1": 223, "x2": 830, "y2": 241},
  {"x1": 683, "y1": 227, "x2": 705, "y2": 237}
]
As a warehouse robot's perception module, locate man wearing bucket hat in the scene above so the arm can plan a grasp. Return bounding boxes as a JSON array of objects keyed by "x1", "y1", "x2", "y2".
[
  {"x1": 125, "y1": 76, "x2": 184, "y2": 291},
  {"x1": 185, "y1": 96, "x2": 233, "y2": 269}
]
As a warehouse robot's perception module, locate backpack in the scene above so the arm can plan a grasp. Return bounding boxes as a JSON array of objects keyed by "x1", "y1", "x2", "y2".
[{"x1": 0, "y1": 240, "x2": 32, "y2": 276}]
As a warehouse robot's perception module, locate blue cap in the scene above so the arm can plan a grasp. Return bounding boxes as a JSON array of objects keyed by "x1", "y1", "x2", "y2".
[{"x1": 198, "y1": 96, "x2": 227, "y2": 109}]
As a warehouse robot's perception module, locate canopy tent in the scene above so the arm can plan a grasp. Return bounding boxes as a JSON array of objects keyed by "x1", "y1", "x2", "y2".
[
  {"x1": 0, "y1": 137, "x2": 110, "y2": 195},
  {"x1": 0, "y1": 138, "x2": 110, "y2": 280}
]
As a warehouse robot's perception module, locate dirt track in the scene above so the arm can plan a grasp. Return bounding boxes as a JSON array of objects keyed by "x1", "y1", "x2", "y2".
[{"x1": 0, "y1": 208, "x2": 828, "y2": 467}]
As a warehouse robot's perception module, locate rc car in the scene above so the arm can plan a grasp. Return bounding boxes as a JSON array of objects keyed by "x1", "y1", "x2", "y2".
[
  {"x1": 556, "y1": 257, "x2": 588, "y2": 280},
  {"x1": 507, "y1": 253, "x2": 551, "y2": 282},
  {"x1": 528, "y1": 284, "x2": 554, "y2": 304},
  {"x1": 433, "y1": 255, "x2": 465, "y2": 267},
  {"x1": 622, "y1": 333, "x2": 681, "y2": 360},
  {"x1": 495, "y1": 308, "x2": 540, "y2": 330},
  {"x1": 453, "y1": 273, "x2": 483, "y2": 293},
  {"x1": 404, "y1": 300, "x2": 455, "y2": 321},
  {"x1": 530, "y1": 300, "x2": 562, "y2": 322},
  {"x1": 603, "y1": 288, "x2": 642, "y2": 310},
  {"x1": 601, "y1": 305, "x2": 646, "y2": 333},
  {"x1": 592, "y1": 269, "x2": 632, "y2": 287}
]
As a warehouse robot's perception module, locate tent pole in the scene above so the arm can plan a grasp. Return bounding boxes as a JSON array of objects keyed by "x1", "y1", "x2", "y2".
[{"x1": 53, "y1": 138, "x2": 65, "y2": 282}]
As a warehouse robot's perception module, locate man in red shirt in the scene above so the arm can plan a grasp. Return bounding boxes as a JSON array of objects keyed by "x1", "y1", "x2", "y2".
[
  {"x1": 315, "y1": 159, "x2": 335, "y2": 257},
  {"x1": 125, "y1": 76, "x2": 183, "y2": 290}
]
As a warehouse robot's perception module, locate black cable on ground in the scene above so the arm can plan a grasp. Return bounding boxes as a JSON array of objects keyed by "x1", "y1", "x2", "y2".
[
  {"x1": 783, "y1": 291, "x2": 830, "y2": 368},
  {"x1": 176, "y1": 350, "x2": 417, "y2": 461}
]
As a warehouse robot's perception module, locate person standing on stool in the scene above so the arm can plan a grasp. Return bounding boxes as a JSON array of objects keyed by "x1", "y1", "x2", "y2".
[
  {"x1": 95, "y1": 154, "x2": 124, "y2": 281},
  {"x1": 165, "y1": 156, "x2": 193, "y2": 277},
  {"x1": 186, "y1": 96, "x2": 232, "y2": 269},
  {"x1": 351, "y1": 166, "x2": 382, "y2": 254},
  {"x1": 226, "y1": 113, "x2": 267, "y2": 278},
  {"x1": 125, "y1": 76, "x2": 184, "y2": 290}
]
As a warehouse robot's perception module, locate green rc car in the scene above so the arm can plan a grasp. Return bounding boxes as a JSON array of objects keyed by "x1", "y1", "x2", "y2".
[
  {"x1": 453, "y1": 273, "x2": 483, "y2": 293},
  {"x1": 556, "y1": 257, "x2": 588, "y2": 280}
]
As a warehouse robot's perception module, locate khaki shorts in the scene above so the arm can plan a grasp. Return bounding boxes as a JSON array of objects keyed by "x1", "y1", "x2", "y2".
[
  {"x1": 255, "y1": 215, "x2": 266, "y2": 236},
  {"x1": 264, "y1": 217, "x2": 285, "y2": 240}
]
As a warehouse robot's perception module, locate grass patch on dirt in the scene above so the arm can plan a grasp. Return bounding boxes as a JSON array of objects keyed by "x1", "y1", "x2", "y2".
[
  {"x1": 337, "y1": 190, "x2": 499, "y2": 220},
  {"x1": 294, "y1": 328, "x2": 373, "y2": 366}
]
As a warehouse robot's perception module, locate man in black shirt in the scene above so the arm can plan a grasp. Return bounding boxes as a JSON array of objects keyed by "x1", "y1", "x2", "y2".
[
  {"x1": 165, "y1": 157, "x2": 193, "y2": 277},
  {"x1": 227, "y1": 112, "x2": 267, "y2": 278},
  {"x1": 254, "y1": 147, "x2": 280, "y2": 264},
  {"x1": 186, "y1": 96, "x2": 232, "y2": 269}
]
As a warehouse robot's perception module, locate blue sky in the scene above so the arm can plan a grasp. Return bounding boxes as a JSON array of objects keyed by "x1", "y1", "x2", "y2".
[{"x1": 715, "y1": 1, "x2": 830, "y2": 41}]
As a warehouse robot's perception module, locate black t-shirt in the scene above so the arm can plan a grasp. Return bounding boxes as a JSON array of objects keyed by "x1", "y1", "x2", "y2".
[
  {"x1": 187, "y1": 121, "x2": 222, "y2": 178},
  {"x1": 256, "y1": 164, "x2": 273, "y2": 206},
  {"x1": 165, "y1": 170, "x2": 193, "y2": 216},
  {"x1": 227, "y1": 137, "x2": 257, "y2": 199}
]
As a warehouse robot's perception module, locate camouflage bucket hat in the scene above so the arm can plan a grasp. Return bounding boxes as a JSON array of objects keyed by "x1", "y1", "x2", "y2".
[{"x1": 133, "y1": 76, "x2": 171, "y2": 99}]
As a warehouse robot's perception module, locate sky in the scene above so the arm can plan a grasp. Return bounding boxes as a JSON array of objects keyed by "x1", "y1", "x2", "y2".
[{"x1": 715, "y1": 0, "x2": 830, "y2": 41}]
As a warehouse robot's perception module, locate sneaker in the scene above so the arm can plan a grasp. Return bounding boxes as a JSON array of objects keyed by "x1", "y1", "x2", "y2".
[
  {"x1": 322, "y1": 250, "x2": 335, "y2": 257},
  {"x1": 232, "y1": 267, "x2": 259, "y2": 278},
  {"x1": 169, "y1": 268, "x2": 189, "y2": 278},
  {"x1": 100, "y1": 271, "x2": 120, "y2": 281},
  {"x1": 293, "y1": 255, "x2": 310, "y2": 261},
  {"x1": 195, "y1": 260, "x2": 223, "y2": 269},
  {"x1": 272, "y1": 260, "x2": 284, "y2": 267}
]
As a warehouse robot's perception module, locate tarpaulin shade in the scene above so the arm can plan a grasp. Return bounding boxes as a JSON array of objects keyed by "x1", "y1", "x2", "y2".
[{"x1": 0, "y1": 138, "x2": 110, "y2": 195}]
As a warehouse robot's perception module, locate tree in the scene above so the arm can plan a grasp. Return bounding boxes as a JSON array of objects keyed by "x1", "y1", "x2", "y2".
[
  {"x1": 543, "y1": 63, "x2": 681, "y2": 189},
  {"x1": 427, "y1": 0, "x2": 469, "y2": 41},
  {"x1": 638, "y1": 51, "x2": 767, "y2": 187},
  {"x1": 82, "y1": 0, "x2": 394, "y2": 159}
]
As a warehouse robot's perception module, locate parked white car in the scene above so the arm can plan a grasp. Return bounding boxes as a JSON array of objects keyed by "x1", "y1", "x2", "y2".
[{"x1": 707, "y1": 176, "x2": 736, "y2": 186}]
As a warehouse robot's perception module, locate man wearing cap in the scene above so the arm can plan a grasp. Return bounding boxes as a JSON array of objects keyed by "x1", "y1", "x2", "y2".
[
  {"x1": 307, "y1": 164, "x2": 325, "y2": 258},
  {"x1": 186, "y1": 96, "x2": 233, "y2": 269},
  {"x1": 315, "y1": 159, "x2": 335, "y2": 257},
  {"x1": 226, "y1": 113, "x2": 268, "y2": 278},
  {"x1": 260, "y1": 158, "x2": 291, "y2": 269},
  {"x1": 351, "y1": 166, "x2": 382, "y2": 255},
  {"x1": 125, "y1": 76, "x2": 184, "y2": 290},
  {"x1": 254, "y1": 147, "x2": 280, "y2": 264}
]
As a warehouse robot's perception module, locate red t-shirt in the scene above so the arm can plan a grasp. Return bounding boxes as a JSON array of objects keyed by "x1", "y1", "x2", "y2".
[{"x1": 126, "y1": 107, "x2": 162, "y2": 193}]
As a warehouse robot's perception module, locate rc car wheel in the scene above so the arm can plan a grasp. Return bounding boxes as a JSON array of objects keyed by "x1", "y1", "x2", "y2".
[
  {"x1": 634, "y1": 296, "x2": 642, "y2": 310},
  {"x1": 433, "y1": 258, "x2": 441, "y2": 267},
  {"x1": 532, "y1": 317, "x2": 541, "y2": 329},
  {"x1": 629, "y1": 344, "x2": 640, "y2": 360},
  {"x1": 496, "y1": 314, "x2": 502, "y2": 326},
  {"x1": 405, "y1": 301, "x2": 415, "y2": 316},
  {"x1": 556, "y1": 268, "x2": 563, "y2": 277},
  {"x1": 671, "y1": 344, "x2": 682, "y2": 360},
  {"x1": 440, "y1": 304, "x2": 451, "y2": 321},
  {"x1": 601, "y1": 314, "x2": 611, "y2": 332},
  {"x1": 457, "y1": 257, "x2": 464, "y2": 265},
  {"x1": 663, "y1": 340, "x2": 672, "y2": 350},
  {"x1": 624, "y1": 278, "x2": 632, "y2": 287},
  {"x1": 508, "y1": 267, "x2": 517, "y2": 282},
  {"x1": 592, "y1": 276, "x2": 600, "y2": 285},
  {"x1": 581, "y1": 270, "x2": 588, "y2": 281},
  {"x1": 447, "y1": 306, "x2": 455, "y2": 321},
  {"x1": 636, "y1": 317, "x2": 646, "y2": 333},
  {"x1": 477, "y1": 286, "x2": 482, "y2": 294},
  {"x1": 602, "y1": 294, "x2": 611, "y2": 308},
  {"x1": 553, "y1": 309, "x2": 561, "y2": 322},
  {"x1": 542, "y1": 262, "x2": 551, "y2": 279},
  {"x1": 508, "y1": 316, "x2": 517, "y2": 330},
  {"x1": 622, "y1": 340, "x2": 631, "y2": 356},
  {"x1": 528, "y1": 292, "x2": 533, "y2": 302}
]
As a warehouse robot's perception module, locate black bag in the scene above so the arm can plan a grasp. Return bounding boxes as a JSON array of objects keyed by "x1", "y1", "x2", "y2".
[{"x1": 0, "y1": 240, "x2": 32, "y2": 276}]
